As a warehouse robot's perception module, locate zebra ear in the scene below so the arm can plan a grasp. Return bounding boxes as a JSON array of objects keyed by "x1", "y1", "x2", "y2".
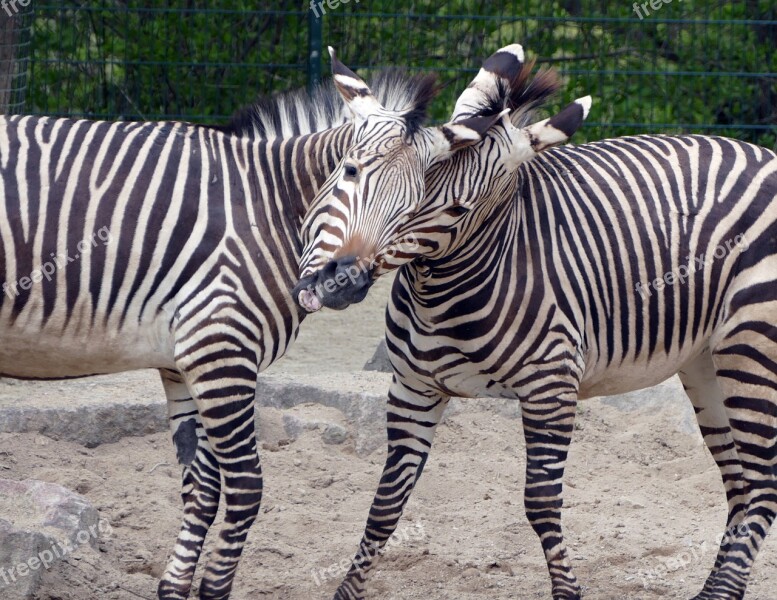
[
  {"x1": 451, "y1": 44, "x2": 525, "y2": 120},
  {"x1": 524, "y1": 96, "x2": 592, "y2": 152},
  {"x1": 328, "y1": 46, "x2": 385, "y2": 120},
  {"x1": 431, "y1": 109, "x2": 508, "y2": 162}
]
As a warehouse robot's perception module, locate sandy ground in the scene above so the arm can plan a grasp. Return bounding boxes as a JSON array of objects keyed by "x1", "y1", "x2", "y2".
[{"x1": 1, "y1": 273, "x2": 776, "y2": 600}]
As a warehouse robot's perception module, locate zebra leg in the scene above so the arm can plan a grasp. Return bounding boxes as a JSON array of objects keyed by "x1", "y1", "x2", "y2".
[
  {"x1": 158, "y1": 369, "x2": 222, "y2": 600},
  {"x1": 521, "y1": 391, "x2": 580, "y2": 600},
  {"x1": 182, "y1": 350, "x2": 262, "y2": 600},
  {"x1": 678, "y1": 351, "x2": 746, "y2": 600},
  {"x1": 333, "y1": 378, "x2": 449, "y2": 600},
  {"x1": 704, "y1": 317, "x2": 777, "y2": 600}
]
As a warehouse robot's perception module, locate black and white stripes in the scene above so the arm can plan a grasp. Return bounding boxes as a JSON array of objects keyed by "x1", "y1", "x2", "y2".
[
  {"x1": 328, "y1": 45, "x2": 777, "y2": 600},
  {"x1": 0, "y1": 58, "x2": 442, "y2": 599}
]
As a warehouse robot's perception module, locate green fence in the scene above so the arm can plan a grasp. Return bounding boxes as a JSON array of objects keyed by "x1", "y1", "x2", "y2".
[
  {"x1": 0, "y1": 2, "x2": 33, "y2": 114},
  {"x1": 9, "y1": 1, "x2": 777, "y2": 148}
]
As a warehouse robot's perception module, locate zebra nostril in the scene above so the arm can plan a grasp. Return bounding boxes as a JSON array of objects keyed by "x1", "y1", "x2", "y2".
[{"x1": 320, "y1": 259, "x2": 339, "y2": 280}]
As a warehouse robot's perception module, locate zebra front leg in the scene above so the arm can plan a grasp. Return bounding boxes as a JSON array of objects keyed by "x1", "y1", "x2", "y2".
[
  {"x1": 521, "y1": 390, "x2": 580, "y2": 600},
  {"x1": 333, "y1": 378, "x2": 449, "y2": 600},
  {"x1": 182, "y1": 348, "x2": 263, "y2": 600},
  {"x1": 158, "y1": 369, "x2": 222, "y2": 600},
  {"x1": 678, "y1": 351, "x2": 746, "y2": 600}
]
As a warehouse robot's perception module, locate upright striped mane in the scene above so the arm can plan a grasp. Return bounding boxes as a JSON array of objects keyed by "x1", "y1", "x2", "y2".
[
  {"x1": 477, "y1": 60, "x2": 562, "y2": 127},
  {"x1": 220, "y1": 68, "x2": 438, "y2": 140}
]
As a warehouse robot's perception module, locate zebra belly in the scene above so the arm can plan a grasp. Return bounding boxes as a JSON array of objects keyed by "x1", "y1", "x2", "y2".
[
  {"x1": 578, "y1": 344, "x2": 706, "y2": 400},
  {"x1": 0, "y1": 314, "x2": 175, "y2": 378},
  {"x1": 413, "y1": 338, "x2": 705, "y2": 402}
]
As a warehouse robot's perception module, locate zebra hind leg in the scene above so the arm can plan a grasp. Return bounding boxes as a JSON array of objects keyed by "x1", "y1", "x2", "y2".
[
  {"x1": 520, "y1": 390, "x2": 581, "y2": 600},
  {"x1": 181, "y1": 349, "x2": 263, "y2": 600},
  {"x1": 158, "y1": 369, "x2": 222, "y2": 600},
  {"x1": 678, "y1": 350, "x2": 746, "y2": 600},
  {"x1": 333, "y1": 380, "x2": 449, "y2": 600},
  {"x1": 706, "y1": 298, "x2": 777, "y2": 599}
]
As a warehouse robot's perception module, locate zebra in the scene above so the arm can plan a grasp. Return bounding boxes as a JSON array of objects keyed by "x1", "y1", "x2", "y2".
[
  {"x1": 295, "y1": 44, "x2": 777, "y2": 600},
  {"x1": 0, "y1": 48, "x2": 498, "y2": 599}
]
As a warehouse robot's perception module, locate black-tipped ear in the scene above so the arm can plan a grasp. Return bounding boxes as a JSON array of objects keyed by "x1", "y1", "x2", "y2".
[
  {"x1": 547, "y1": 98, "x2": 589, "y2": 137},
  {"x1": 328, "y1": 46, "x2": 385, "y2": 120},
  {"x1": 437, "y1": 109, "x2": 508, "y2": 155},
  {"x1": 525, "y1": 96, "x2": 592, "y2": 152},
  {"x1": 451, "y1": 44, "x2": 525, "y2": 121},
  {"x1": 329, "y1": 46, "x2": 370, "y2": 102},
  {"x1": 450, "y1": 111, "x2": 505, "y2": 148},
  {"x1": 329, "y1": 48, "x2": 362, "y2": 87},
  {"x1": 481, "y1": 44, "x2": 525, "y2": 82}
]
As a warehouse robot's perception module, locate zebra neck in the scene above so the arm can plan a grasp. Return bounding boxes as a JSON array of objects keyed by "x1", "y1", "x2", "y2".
[
  {"x1": 249, "y1": 124, "x2": 353, "y2": 231},
  {"x1": 410, "y1": 197, "x2": 524, "y2": 299}
]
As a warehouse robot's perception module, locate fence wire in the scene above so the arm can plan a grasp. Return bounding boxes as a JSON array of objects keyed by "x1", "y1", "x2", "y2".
[
  {"x1": 4, "y1": 1, "x2": 777, "y2": 148},
  {"x1": 0, "y1": 2, "x2": 33, "y2": 114}
]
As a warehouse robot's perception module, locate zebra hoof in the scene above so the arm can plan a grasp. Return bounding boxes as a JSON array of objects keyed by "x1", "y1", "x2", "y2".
[
  {"x1": 157, "y1": 581, "x2": 191, "y2": 600},
  {"x1": 198, "y1": 586, "x2": 232, "y2": 600}
]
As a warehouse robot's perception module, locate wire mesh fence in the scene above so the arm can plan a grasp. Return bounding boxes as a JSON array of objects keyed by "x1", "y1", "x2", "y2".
[
  {"x1": 0, "y1": 1, "x2": 33, "y2": 114},
  {"x1": 2, "y1": 1, "x2": 776, "y2": 148}
]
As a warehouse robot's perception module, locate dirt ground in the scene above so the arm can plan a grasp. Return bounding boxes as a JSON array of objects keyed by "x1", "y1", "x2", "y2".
[{"x1": 1, "y1": 274, "x2": 776, "y2": 600}]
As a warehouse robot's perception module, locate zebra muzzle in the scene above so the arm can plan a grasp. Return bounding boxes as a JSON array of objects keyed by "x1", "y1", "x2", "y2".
[
  {"x1": 298, "y1": 287, "x2": 323, "y2": 313},
  {"x1": 292, "y1": 256, "x2": 374, "y2": 313}
]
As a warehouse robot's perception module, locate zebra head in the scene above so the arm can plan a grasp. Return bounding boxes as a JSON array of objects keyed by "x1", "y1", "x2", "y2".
[
  {"x1": 391, "y1": 45, "x2": 593, "y2": 261},
  {"x1": 293, "y1": 48, "x2": 503, "y2": 313}
]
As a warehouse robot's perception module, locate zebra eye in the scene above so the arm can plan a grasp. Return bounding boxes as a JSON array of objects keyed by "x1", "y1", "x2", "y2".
[
  {"x1": 446, "y1": 204, "x2": 470, "y2": 217},
  {"x1": 343, "y1": 164, "x2": 359, "y2": 178}
]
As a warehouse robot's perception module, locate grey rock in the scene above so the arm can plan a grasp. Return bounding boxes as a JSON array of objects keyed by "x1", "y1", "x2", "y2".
[
  {"x1": 0, "y1": 370, "x2": 698, "y2": 456},
  {"x1": 0, "y1": 403, "x2": 167, "y2": 448},
  {"x1": 363, "y1": 340, "x2": 393, "y2": 373},
  {"x1": 0, "y1": 520, "x2": 51, "y2": 599},
  {"x1": 281, "y1": 413, "x2": 310, "y2": 439},
  {"x1": 256, "y1": 408, "x2": 291, "y2": 448},
  {"x1": 281, "y1": 410, "x2": 349, "y2": 446},
  {"x1": 322, "y1": 423, "x2": 348, "y2": 445},
  {"x1": 0, "y1": 479, "x2": 103, "y2": 599},
  {"x1": 256, "y1": 377, "x2": 387, "y2": 456}
]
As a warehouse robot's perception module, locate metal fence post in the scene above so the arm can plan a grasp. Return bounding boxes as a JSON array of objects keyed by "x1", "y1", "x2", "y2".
[{"x1": 307, "y1": 6, "x2": 322, "y2": 93}]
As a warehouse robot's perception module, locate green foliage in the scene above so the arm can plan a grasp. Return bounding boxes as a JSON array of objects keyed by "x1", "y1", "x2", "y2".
[
  {"x1": 30, "y1": 1, "x2": 307, "y2": 122},
  {"x1": 27, "y1": 1, "x2": 777, "y2": 149}
]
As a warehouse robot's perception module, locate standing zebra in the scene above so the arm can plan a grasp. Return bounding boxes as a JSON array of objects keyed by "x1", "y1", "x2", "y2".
[
  {"x1": 0, "y1": 49, "x2": 498, "y2": 599},
  {"x1": 296, "y1": 45, "x2": 777, "y2": 600}
]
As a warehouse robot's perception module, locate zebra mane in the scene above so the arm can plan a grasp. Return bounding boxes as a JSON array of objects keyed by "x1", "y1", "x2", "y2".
[
  {"x1": 220, "y1": 68, "x2": 439, "y2": 140},
  {"x1": 478, "y1": 60, "x2": 561, "y2": 127}
]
